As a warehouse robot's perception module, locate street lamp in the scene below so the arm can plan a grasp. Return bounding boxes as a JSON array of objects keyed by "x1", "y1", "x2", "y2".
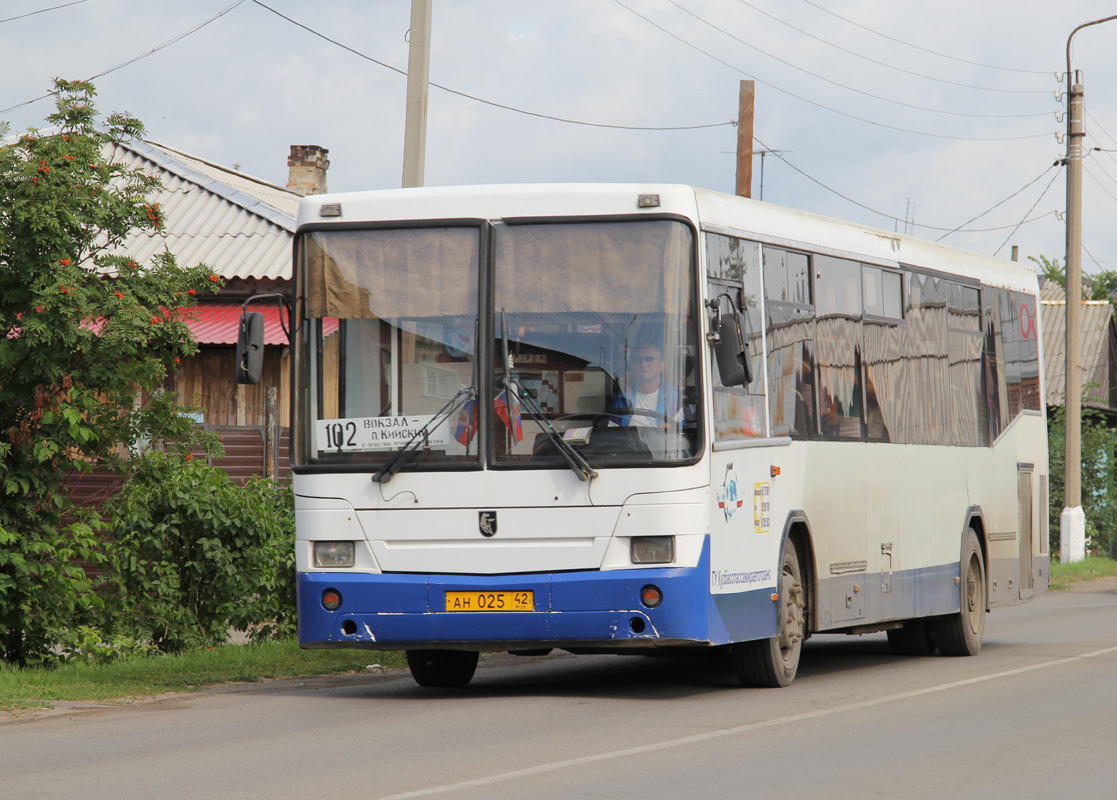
[{"x1": 1061, "y1": 14, "x2": 1117, "y2": 563}]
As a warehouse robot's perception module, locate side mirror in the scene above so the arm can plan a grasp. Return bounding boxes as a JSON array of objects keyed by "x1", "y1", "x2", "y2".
[
  {"x1": 235, "y1": 311, "x2": 265, "y2": 385},
  {"x1": 713, "y1": 313, "x2": 753, "y2": 388}
]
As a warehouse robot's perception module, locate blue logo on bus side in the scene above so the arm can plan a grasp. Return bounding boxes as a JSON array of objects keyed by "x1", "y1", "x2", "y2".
[{"x1": 717, "y1": 463, "x2": 743, "y2": 521}]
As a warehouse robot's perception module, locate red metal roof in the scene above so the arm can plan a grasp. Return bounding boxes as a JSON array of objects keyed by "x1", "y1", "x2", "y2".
[{"x1": 184, "y1": 304, "x2": 338, "y2": 345}]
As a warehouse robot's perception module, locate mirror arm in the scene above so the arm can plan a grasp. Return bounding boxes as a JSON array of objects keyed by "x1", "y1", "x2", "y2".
[{"x1": 240, "y1": 292, "x2": 293, "y2": 344}]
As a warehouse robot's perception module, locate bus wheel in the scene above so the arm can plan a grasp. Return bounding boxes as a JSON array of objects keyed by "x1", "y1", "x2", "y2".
[
  {"x1": 934, "y1": 529, "x2": 986, "y2": 657},
  {"x1": 886, "y1": 620, "x2": 937, "y2": 656},
  {"x1": 730, "y1": 541, "x2": 806, "y2": 687},
  {"x1": 405, "y1": 650, "x2": 479, "y2": 688}
]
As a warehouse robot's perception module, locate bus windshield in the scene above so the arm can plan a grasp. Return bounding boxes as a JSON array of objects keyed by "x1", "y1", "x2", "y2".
[
  {"x1": 492, "y1": 219, "x2": 699, "y2": 466},
  {"x1": 293, "y1": 218, "x2": 700, "y2": 470}
]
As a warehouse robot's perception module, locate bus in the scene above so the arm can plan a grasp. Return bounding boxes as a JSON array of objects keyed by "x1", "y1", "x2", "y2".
[{"x1": 238, "y1": 183, "x2": 1049, "y2": 688}]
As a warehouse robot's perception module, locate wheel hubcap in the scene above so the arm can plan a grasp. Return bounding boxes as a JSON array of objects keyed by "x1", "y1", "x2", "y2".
[
  {"x1": 965, "y1": 555, "x2": 982, "y2": 631},
  {"x1": 778, "y1": 569, "x2": 805, "y2": 656}
]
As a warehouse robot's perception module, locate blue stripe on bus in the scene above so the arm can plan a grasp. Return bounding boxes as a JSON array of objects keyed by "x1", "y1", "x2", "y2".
[{"x1": 296, "y1": 538, "x2": 780, "y2": 650}]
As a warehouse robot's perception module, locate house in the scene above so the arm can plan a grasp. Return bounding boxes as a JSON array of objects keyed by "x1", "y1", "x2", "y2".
[
  {"x1": 67, "y1": 141, "x2": 329, "y2": 503},
  {"x1": 1040, "y1": 279, "x2": 1117, "y2": 417}
]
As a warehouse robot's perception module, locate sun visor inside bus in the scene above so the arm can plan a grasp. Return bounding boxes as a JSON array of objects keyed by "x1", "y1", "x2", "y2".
[{"x1": 301, "y1": 222, "x2": 692, "y2": 318}]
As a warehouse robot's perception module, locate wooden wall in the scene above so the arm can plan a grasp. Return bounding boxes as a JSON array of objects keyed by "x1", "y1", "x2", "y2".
[{"x1": 173, "y1": 345, "x2": 290, "y2": 427}]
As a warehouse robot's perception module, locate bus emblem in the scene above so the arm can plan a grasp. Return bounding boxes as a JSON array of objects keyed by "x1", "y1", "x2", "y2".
[
  {"x1": 479, "y1": 511, "x2": 498, "y2": 537},
  {"x1": 717, "y1": 463, "x2": 743, "y2": 521}
]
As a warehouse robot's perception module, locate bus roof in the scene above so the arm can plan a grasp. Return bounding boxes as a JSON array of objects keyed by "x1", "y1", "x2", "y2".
[{"x1": 296, "y1": 183, "x2": 1037, "y2": 294}]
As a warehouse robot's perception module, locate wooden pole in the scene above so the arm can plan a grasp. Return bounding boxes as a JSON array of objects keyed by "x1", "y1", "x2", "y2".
[
  {"x1": 735, "y1": 81, "x2": 755, "y2": 198},
  {"x1": 402, "y1": 0, "x2": 433, "y2": 188},
  {"x1": 265, "y1": 386, "x2": 279, "y2": 482}
]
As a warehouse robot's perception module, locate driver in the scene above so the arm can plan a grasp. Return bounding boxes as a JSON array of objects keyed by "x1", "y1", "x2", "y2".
[{"x1": 610, "y1": 342, "x2": 684, "y2": 428}]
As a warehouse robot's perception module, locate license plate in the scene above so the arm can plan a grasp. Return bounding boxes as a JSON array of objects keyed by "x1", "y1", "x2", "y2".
[{"x1": 445, "y1": 590, "x2": 534, "y2": 612}]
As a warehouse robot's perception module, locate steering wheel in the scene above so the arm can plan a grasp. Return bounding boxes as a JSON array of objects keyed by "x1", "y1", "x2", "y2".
[{"x1": 556, "y1": 408, "x2": 676, "y2": 428}]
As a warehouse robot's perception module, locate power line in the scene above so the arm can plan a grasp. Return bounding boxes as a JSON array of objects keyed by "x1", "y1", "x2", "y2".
[
  {"x1": 661, "y1": 0, "x2": 1045, "y2": 118},
  {"x1": 936, "y1": 164, "x2": 1060, "y2": 242},
  {"x1": 1086, "y1": 109, "x2": 1117, "y2": 173},
  {"x1": 664, "y1": 0, "x2": 1048, "y2": 119},
  {"x1": 250, "y1": 0, "x2": 733, "y2": 132},
  {"x1": 754, "y1": 133, "x2": 1059, "y2": 234},
  {"x1": 728, "y1": 0, "x2": 1050, "y2": 95},
  {"x1": 0, "y1": 0, "x2": 247, "y2": 116},
  {"x1": 1085, "y1": 164, "x2": 1117, "y2": 206},
  {"x1": 993, "y1": 167, "x2": 1063, "y2": 256},
  {"x1": 798, "y1": 0, "x2": 1050, "y2": 75},
  {"x1": 0, "y1": 0, "x2": 88, "y2": 25},
  {"x1": 1081, "y1": 243, "x2": 1109, "y2": 272},
  {"x1": 612, "y1": 0, "x2": 1051, "y2": 142},
  {"x1": 1081, "y1": 154, "x2": 1117, "y2": 195}
]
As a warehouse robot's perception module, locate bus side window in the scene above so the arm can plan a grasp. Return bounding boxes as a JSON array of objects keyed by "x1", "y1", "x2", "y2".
[
  {"x1": 705, "y1": 233, "x2": 766, "y2": 440},
  {"x1": 814, "y1": 255, "x2": 864, "y2": 440},
  {"x1": 765, "y1": 247, "x2": 816, "y2": 439}
]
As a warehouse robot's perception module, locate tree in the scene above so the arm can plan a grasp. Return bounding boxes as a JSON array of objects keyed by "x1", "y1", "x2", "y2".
[
  {"x1": 1031, "y1": 253, "x2": 1117, "y2": 306},
  {"x1": 1047, "y1": 403, "x2": 1117, "y2": 558},
  {"x1": 1031, "y1": 254, "x2": 1065, "y2": 289},
  {"x1": 0, "y1": 80, "x2": 219, "y2": 665}
]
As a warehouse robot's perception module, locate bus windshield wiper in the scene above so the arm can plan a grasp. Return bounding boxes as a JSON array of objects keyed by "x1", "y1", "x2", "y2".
[
  {"x1": 499, "y1": 308, "x2": 596, "y2": 483},
  {"x1": 502, "y1": 375, "x2": 598, "y2": 482},
  {"x1": 372, "y1": 386, "x2": 475, "y2": 484}
]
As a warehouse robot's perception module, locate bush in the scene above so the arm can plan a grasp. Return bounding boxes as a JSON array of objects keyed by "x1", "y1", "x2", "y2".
[
  {"x1": 0, "y1": 80, "x2": 219, "y2": 665},
  {"x1": 1047, "y1": 404, "x2": 1117, "y2": 558},
  {"x1": 102, "y1": 452, "x2": 296, "y2": 653}
]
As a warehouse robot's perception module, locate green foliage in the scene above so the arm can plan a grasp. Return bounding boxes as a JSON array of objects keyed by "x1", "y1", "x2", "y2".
[
  {"x1": 1030, "y1": 253, "x2": 1117, "y2": 305},
  {"x1": 0, "y1": 80, "x2": 221, "y2": 665},
  {"x1": 1030, "y1": 254, "x2": 1064, "y2": 289},
  {"x1": 1, "y1": 638, "x2": 404, "y2": 714},
  {"x1": 1089, "y1": 269, "x2": 1117, "y2": 305},
  {"x1": 1048, "y1": 556, "x2": 1117, "y2": 590},
  {"x1": 1047, "y1": 403, "x2": 1117, "y2": 558},
  {"x1": 101, "y1": 452, "x2": 296, "y2": 653},
  {"x1": 53, "y1": 625, "x2": 162, "y2": 665}
]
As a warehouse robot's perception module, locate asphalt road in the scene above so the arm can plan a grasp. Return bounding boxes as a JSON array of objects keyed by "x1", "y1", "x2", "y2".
[{"x1": 4, "y1": 583, "x2": 1116, "y2": 800}]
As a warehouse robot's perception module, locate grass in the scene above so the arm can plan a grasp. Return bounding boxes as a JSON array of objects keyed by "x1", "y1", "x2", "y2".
[
  {"x1": 0, "y1": 638, "x2": 407, "y2": 715},
  {"x1": 1048, "y1": 555, "x2": 1117, "y2": 590}
]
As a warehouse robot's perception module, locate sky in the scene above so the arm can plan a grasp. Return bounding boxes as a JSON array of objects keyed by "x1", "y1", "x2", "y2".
[{"x1": 4, "y1": 0, "x2": 1117, "y2": 274}]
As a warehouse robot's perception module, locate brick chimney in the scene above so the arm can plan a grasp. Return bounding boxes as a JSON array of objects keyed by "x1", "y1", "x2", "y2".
[{"x1": 286, "y1": 145, "x2": 330, "y2": 195}]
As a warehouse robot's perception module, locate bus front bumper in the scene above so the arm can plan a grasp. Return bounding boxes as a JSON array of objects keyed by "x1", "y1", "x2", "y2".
[{"x1": 296, "y1": 541, "x2": 779, "y2": 651}]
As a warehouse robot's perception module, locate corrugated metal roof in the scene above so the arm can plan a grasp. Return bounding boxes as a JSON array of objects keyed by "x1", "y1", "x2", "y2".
[
  {"x1": 145, "y1": 141, "x2": 301, "y2": 216},
  {"x1": 110, "y1": 139, "x2": 298, "y2": 280},
  {"x1": 1041, "y1": 283, "x2": 1116, "y2": 408},
  {"x1": 185, "y1": 303, "x2": 338, "y2": 345}
]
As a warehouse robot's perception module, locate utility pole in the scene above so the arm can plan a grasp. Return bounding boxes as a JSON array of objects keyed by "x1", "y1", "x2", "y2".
[
  {"x1": 1062, "y1": 70, "x2": 1085, "y2": 563},
  {"x1": 735, "y1": 80, "x2": 754, "y2": 198},
  {"x1": 1061, "y1": 14, "x2": 1117, "y2": 562},
  {"x1": 755, "y1": 149, "x2": 790, "y2": 202},
  {"x1": 402, "y1": 0, "x2": 432, "y2": 188}
]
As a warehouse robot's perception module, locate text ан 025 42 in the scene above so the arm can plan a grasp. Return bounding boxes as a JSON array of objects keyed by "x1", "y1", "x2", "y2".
[{"x1": 444, "y1": 591, "x2": 534, "y2": 612}]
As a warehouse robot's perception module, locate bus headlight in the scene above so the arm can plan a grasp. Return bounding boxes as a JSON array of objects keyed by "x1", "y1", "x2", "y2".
[
  {"x1": 314, "y1": 541, "x2": 356, "y2": 568},
  {"x1": 631, "y1": 536, "x2": 675, "y2": 564}
]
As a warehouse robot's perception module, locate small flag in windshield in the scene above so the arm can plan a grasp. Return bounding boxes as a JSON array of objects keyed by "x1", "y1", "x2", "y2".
[
  {"x1": 453, "y1": 397, "x2": 478, "y2": 446},
  {"x1": 495, "y1": 389, "x2": 523, "y2": 443}
]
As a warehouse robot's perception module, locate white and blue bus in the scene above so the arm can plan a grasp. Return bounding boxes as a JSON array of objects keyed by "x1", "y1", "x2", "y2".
[{"x1": 242, "y1": 184, "x2": 1048, "y2": 688}]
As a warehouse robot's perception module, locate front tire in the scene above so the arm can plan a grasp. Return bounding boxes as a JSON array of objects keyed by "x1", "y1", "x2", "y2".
[
  {"x1": 406, "y1": 649, "x2": 479, "y2": 688},
  {"x1": 730, "y1": 540, "x2": 806, "y2": 687},
  {"x1": 934, "y1": 529, "x2": 986, "y2": 657}
]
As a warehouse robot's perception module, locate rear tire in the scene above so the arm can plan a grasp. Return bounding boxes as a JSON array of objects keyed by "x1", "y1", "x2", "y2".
[
  {"x1": 934, "y1": 529, "x2": 986, "y2": 657},
  {"x1": 886, "y1": 620, "x2": 937, "y2": 656},
  {"x1": 405, "y1": 650, "x2": 479, "y2": 688},
  {"x1": 730, "y1": 541, "x2": 806, "y2": 687}
]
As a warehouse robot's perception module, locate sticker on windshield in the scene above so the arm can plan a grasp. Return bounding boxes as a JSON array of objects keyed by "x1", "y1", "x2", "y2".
[{"x1": 315, "y1": 415, "x2": 450, "y2": 452}]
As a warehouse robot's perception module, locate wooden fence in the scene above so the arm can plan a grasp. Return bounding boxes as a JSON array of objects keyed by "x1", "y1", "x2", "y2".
[{"x1": 65, "y1": 425, "x2": 291, "y2": 512}]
